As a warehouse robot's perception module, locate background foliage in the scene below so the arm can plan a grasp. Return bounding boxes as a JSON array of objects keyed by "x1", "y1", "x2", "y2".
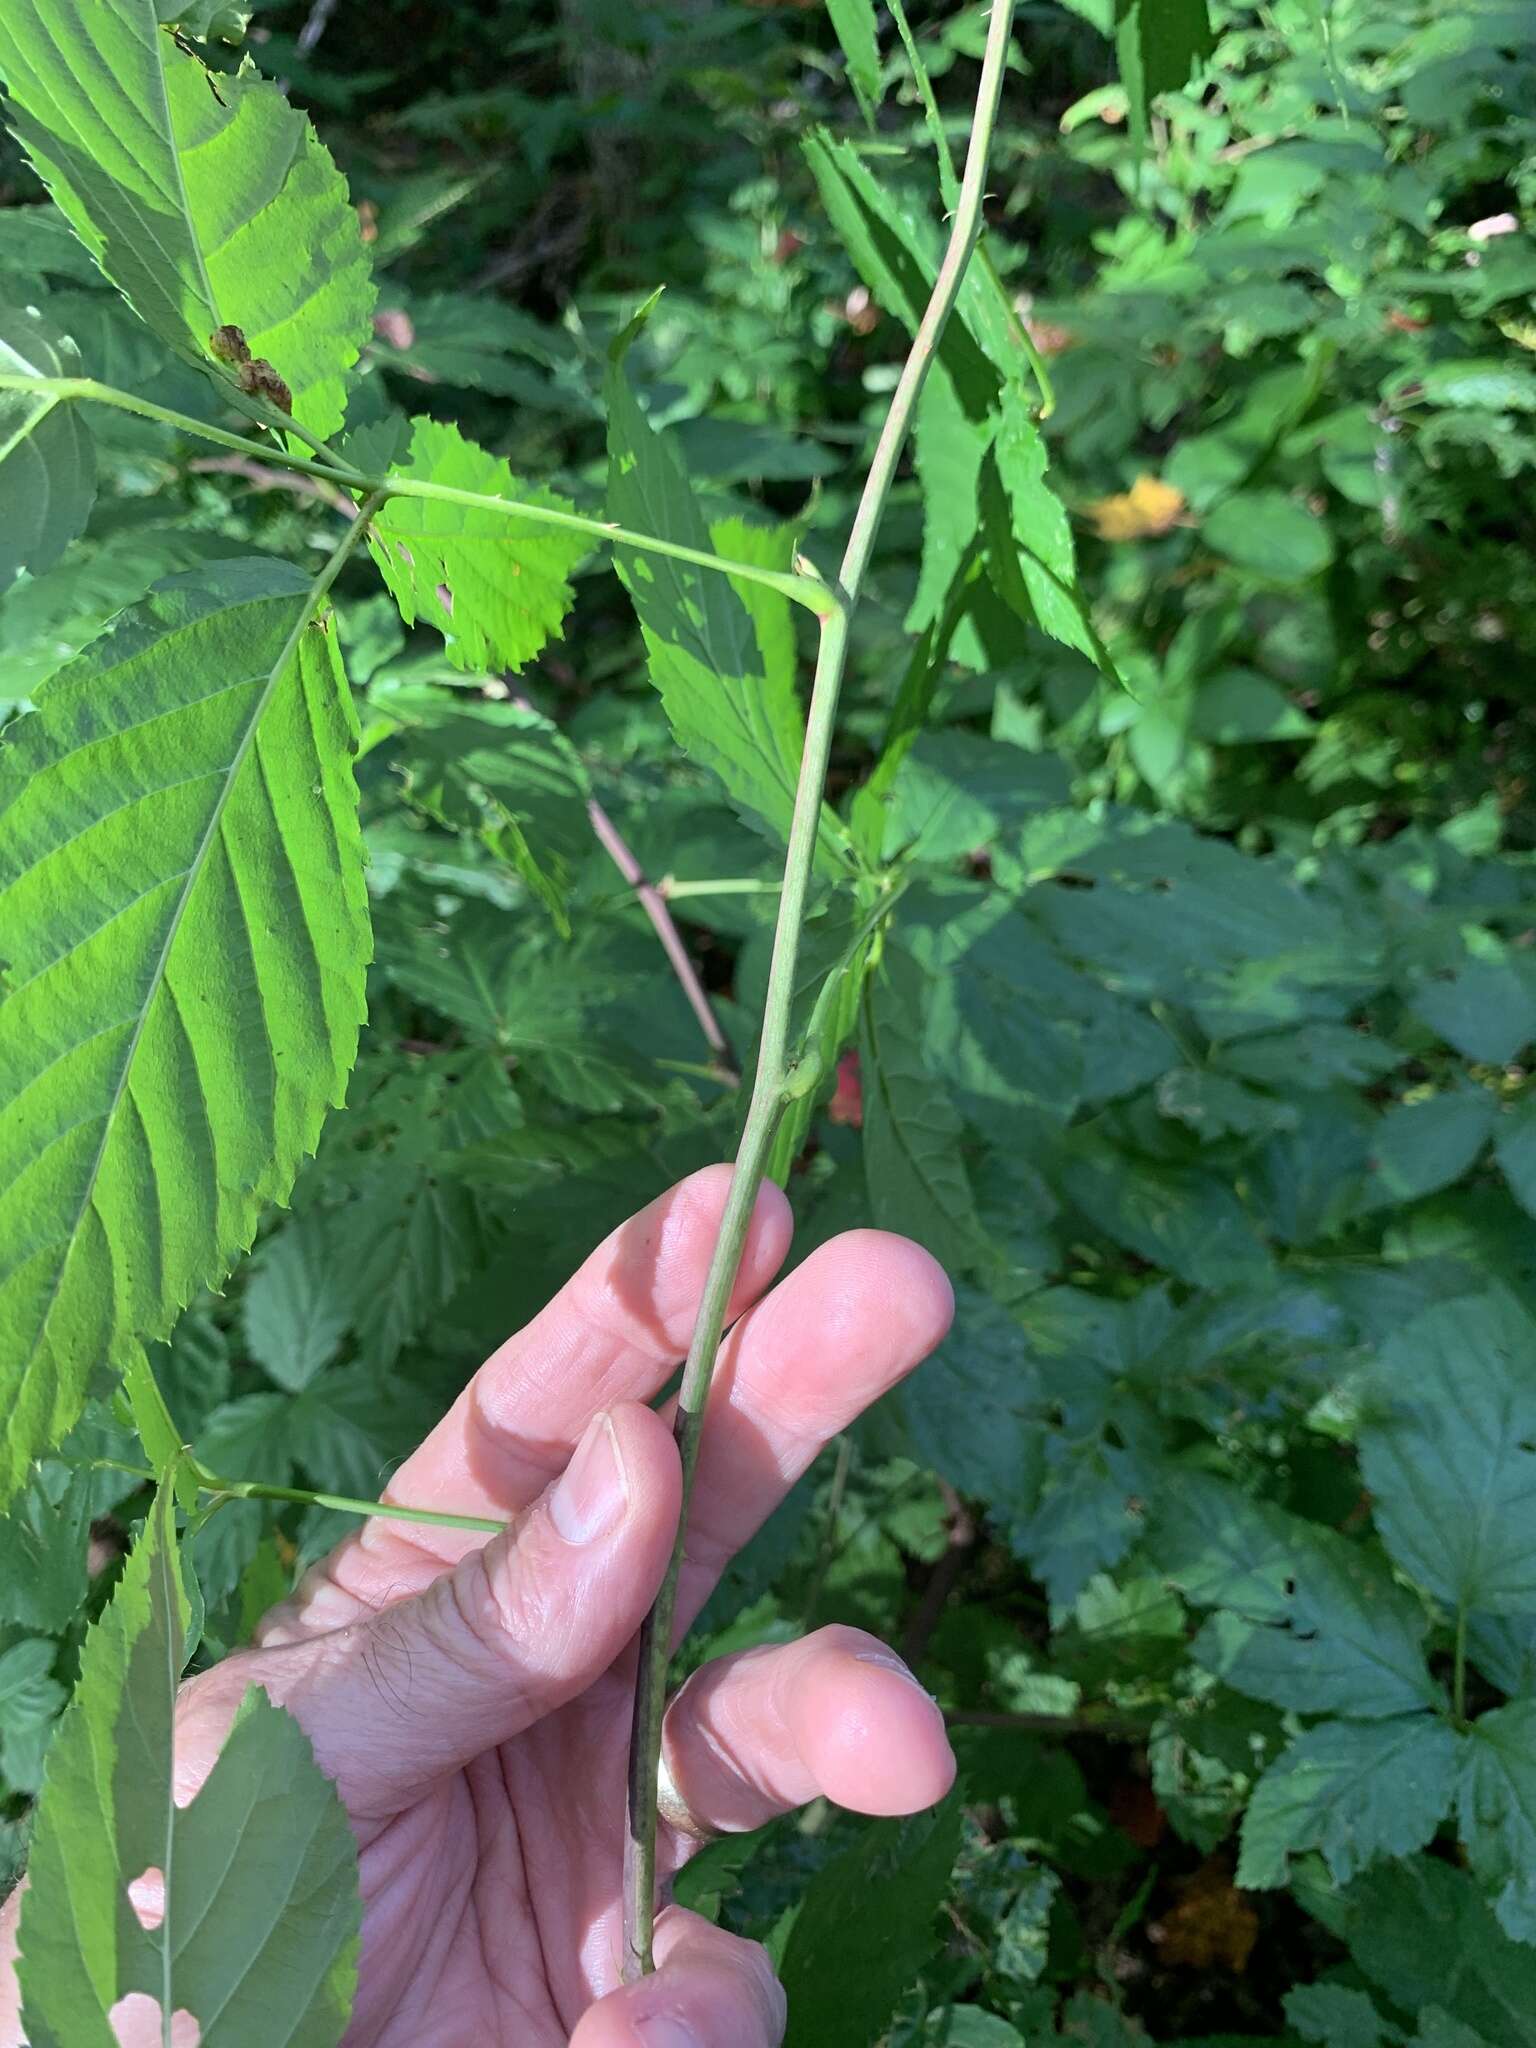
[{"x1": 2, "y1": 0, "x2": 1535, "y2": 2042}]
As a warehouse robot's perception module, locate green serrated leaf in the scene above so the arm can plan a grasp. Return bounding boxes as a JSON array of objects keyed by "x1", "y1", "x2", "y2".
[
  {"x1": 779, "y1": 1795, "x2": 962, "y2": 2048},
  {"x1": 1343, "y1": 1857, "x2": 1536, "y2": 2048},
  {"x1": 1237, "y1": 1715, "x2": 1458, "y2": 1891},
  {"x1": 0, "y1": 1467, "x2": 92, "y2": 1631},
  {"x1": 16, "y1": 1482, "x2": 359, "y2": 2045},
  {"x1": 243, "y1": 1223, "x2": 350, "y2": 1392},
  {"x1": 351, "y1": 416, "x2": 589, "y2": 674},
  {"x1": 0, "y1": 3, "x2": 374, "y2": 436},
  {"x1": 0, "y1": 300, "x2": 95, "y2": 586},
  {"x1": 1363, "y1": 1087, "x2": 1495, "y2": 1210},
  {"x1": 827, "y1": 0, "x2": 884, "y2": 124},
  {"x1": 982, "y1": 384, "x2": 1104, "y2": 669},
  {"x1": 0, "y1": 1637, "x2": 64, "y2": 1794},
  {"x1": 604, "y1": 335, "x2": 846, "y2": 865},
  {"x1": 0, "y1": 559, "x2": 370, "y2": 1504},
  {"x1": 1152, "y1": 1475, "x2": 1441, "y2": 1718},
  {"x1": 1359, "y1": 1291, "x2": 1536, "y2": 1617},
  {"x1": 1455, "y1": 1701, "x2": 1536, "y2": 1942},
  {"x1": 1282, "y1": 1982, "x2": 1399, "y2": 2048},
  {"x1": 860, "y1": 951, "x2": 990, "y2": 1275}
]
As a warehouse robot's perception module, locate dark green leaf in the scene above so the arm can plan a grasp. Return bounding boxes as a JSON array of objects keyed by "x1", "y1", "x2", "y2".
[
  {"x1": 1455, "y1": 1701, "x2": 1536, "y2": 1942},
  {"x1": 779, "y1": 1796, "x2": 962, "y2": 2048},
  {"x1": 243, "y1": 1223, "x2": 350, "y2": 1392},
  {"x1": 1237, "y1": 1716, "x2": 1458, "y2": 1890},
  {"x1": 860, "y1": 952, "x2": 990, "y2": 1274},
  {"x1": 1359, "y1": 1292, "x2": 1536, "y2": 1616}
]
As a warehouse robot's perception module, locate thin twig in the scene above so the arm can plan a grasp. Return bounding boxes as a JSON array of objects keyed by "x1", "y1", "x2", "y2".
[
  {"x1": 504, "y1": 684, "x2": 739, "y2": 1079},
  {"x1": 945, "y1": 1709, "x2": 1148, "y2": 1739},
  {"x1": 188, "y1": 453, "x2": 353, "y2": 512},
  {"x1": 584, "y1": 797, "x2": 739, "y2": 1081},
  {"x1": 899, "y1": 1480, "x2": 976, "y2": 1670}
]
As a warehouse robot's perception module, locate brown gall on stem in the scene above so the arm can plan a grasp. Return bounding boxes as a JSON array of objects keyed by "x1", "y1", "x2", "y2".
[
  {"x1": 238, "y1": 358, "x2": 294, "y2": 415},
  {"x1": 208, "y1": 323, "x2": 251, "y2": 366}
]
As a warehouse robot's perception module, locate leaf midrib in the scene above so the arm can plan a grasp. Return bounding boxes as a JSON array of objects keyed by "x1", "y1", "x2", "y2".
[
  {"x1": 142, "y1": 4, "x2": 218, "y2": 329},
  {"x1": 17, "y1": 598, "x2": 314, "y2": 1381}
]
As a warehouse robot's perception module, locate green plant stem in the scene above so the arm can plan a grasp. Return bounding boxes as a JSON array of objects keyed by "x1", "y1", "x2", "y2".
[
  {"x1": 621, "y1": 0, "x2": 1020, "y2": 1980},
  {"x1": 198, "y1": 1473, "x2": 505, "y2": 1536},
  {"x1": 657, "y1": 877, "x2": 785, "y2": 900},
  {"x1": 0, "y1": 373, "x2": 833, "y2": 619},
  {"x1": 884, "y1": 0, "x2": 1055, "y2": 419},
  {"x1": 77, "y1": 1458, "x2": 505, "y2": 1536}
]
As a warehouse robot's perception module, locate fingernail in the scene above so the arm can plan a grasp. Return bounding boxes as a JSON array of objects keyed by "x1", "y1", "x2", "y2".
[
  {"x1": 550, "y1": 1413, "x2": 627, "y2": 1544},
  {"x1": 855, "y1": 1649, "x2": 936, "y2": 1699},
  {"x1": 636, "y1": 2020, "x2": 700, "y2": 2048}
]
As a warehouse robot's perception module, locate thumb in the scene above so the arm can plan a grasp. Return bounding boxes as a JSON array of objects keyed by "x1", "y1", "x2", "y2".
[
  {"x1": 572, "y1": 1910, "x2": 785, "y2": 2048},
  {"x1": 178, "y1": 1403, "x2": 681, "y2": 1821}
]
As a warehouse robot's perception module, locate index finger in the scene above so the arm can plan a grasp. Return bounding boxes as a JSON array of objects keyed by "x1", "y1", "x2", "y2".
[{"x1": 314, "y1": 1167, "x2": 792, "y2": 1611}]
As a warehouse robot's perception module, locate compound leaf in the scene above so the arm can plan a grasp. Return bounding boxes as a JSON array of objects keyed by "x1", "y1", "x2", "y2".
[
  {"x1": 0, "y1": 559, "x2": 370, "y2": 1504},
  {"x1": 242, "y1": 1224, "x2": 350, "y2": 1393},
  {"x1": 16, "y1": 1481, "x2": 360, "y2": 2046},
  {"x1": 0, "y1": 1, "x2": 374, "y2": 436}
]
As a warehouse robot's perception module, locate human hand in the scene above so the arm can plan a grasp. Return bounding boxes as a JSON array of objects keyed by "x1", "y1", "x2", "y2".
[{"x1": 1, "y1": 1167, "x2": 957, "y2": 2046}]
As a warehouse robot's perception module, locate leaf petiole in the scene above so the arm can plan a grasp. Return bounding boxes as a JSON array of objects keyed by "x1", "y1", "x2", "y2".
[
  {"x1": 0, "y1": 372, "x2": 841, "y2": 619},
  {"x1": 68, "y1": 1457, "x2": 504, "y2": 1538}
]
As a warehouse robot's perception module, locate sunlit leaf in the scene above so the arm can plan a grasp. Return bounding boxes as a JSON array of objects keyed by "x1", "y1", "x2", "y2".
[
  {"x1": 0, "y1": 2, "x2": 374, "y2": 435},
  {"x1": 0, "y1": 560, "x2": 370, "y2": 1502},
  {"x1": 16, "y1": 1482, "x2": 360, "y2": 2046}
]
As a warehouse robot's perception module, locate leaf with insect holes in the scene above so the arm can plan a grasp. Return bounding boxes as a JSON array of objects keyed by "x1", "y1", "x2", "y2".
[
  {"x1": 16, "y1": 1481, "x2": 360, "y2": 2047},
  {"x1": 1151, "y1": 1474, "x2": 1442, "y2": 1719},
  {"x1": 350, "y1": 416, "x2": 590, "y2": 674},
  {"x1": 0, "y1": 1, "x2": 374, "y2": 436},
  {"x1": 0, "y1": 301, "x2": 95, "y2": 587},
  {"x1": 0, "y1": 559, "x2": 369, "y2": 1506}
]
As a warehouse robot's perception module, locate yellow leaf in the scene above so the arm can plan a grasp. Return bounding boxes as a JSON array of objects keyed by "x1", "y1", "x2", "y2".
[{"x1": 1087, "y1": 474, "x2": 1187, "y2": 542}]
